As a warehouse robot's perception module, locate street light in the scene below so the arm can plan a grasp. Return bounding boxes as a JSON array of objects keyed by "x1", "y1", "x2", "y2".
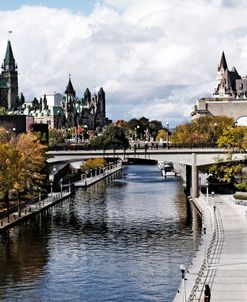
[
  {"x1": 206, "y1": 181, "x2": 209, "y2": 205},
  {"x1": 166, "y1": 122, "x2": 169, "y2": 149},
  {"x1": 180, "y1": 264, "x2": 186, "y2": 302},
  {"x1": 212, "y1": 191, "x2": 215, "y2": 210},
  {"x1": 38, "y1": 187, "x2": 41, "y2": 207},
  {"x1": 60, "y1": 178, "x2": 63, "y2": 197},
  {"x1": 50, "y1": 182, "x2": 53, "y2": 197}
]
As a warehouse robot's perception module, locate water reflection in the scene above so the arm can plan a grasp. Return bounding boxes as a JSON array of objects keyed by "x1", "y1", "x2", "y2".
[{"x1": 0, "y1": 165, "x2": 201, "y2": 302}]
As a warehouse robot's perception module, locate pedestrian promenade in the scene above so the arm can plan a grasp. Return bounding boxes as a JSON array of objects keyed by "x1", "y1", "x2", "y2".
[
  {"x1": 174, "y1": 194, "x2": 247, "y2": 302},
  {"x1": 206, "y1": 194, "x2": 247, "y2": 302},
  {"x1": 74, "y1": 163, "x2": 122, "y2": 187},
  {"x1": 0, "y1": 191, "x2": 71, "y2": 232}
]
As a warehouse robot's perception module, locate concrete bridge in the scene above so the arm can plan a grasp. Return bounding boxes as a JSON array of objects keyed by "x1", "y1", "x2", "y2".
[{"x1": 46, "y1": 148, "x2": 246, "y2": 198}]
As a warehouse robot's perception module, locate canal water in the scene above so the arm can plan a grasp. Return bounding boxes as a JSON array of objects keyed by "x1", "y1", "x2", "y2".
[{"x1": 0, "y1": 165, "x2": 201, "y2": 302}]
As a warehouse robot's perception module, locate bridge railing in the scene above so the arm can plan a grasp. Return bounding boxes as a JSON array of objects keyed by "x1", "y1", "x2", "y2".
[{"x1": 48, "y1": 142, "x2": 217, "y2": 152}]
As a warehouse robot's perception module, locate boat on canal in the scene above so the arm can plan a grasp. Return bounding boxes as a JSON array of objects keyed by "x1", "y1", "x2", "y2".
[{"x1": 158, "y1": 161, "x2": 176, "y2": 178}]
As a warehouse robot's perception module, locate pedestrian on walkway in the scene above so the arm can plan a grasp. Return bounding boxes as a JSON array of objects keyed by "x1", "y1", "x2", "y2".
[{"x1": 204, "y1": 284, "x2": 211, "y2": 302}]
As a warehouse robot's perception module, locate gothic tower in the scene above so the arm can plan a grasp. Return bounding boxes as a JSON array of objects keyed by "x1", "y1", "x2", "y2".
[
  {"x1": 63, "y1": 76, "x2": 76, "y2": 127},
  {"x1": 98, "y1": 87, "x2": 105, "y2": 118},
  {"x1": 2, "y1": 40, "x2": 18, "y2": 110},
  {"x1": 217, "y1": 51, "x2": 228, "y2": 85}
]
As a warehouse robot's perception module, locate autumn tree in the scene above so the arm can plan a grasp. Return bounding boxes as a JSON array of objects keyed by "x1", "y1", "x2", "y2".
[
  {"x1": 81, "y1": 158, "x2": 106, "y2": 173},
  {"x1": 171, "y1": 116, "x2": 234, "y2": 145},
  {"x1": 0, "y1": 143, "x2": 20, "y2": 220},
  {"x1": 156, "y1": 129, "x2": 168, "y2": 141},
  {"x1": 16, "y1": 132, "x2": 46, "y2": 192}
]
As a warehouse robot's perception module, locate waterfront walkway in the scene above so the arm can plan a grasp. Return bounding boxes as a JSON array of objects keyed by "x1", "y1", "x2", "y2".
[
  {"x1": 74, "y1": 163, "x2": 122, "y2": 187},
  {"x1": 0, "y1": 191, "x2": 71, "y2": 232},
  {"x1": 174, "y1": 194, "x2": 247, "y2": 302},
  {"x1": 206, "y1": 194, "x2": 247, "y2": 302}
]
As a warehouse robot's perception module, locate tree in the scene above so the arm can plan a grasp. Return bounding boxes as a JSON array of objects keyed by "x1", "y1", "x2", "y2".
[
  {"x1": 209, "y1": 125, "x2": 247, "y2": 191},
  {"x1": 49, "y1": 128, "x2": 65, "y2": 147},
  {"x1": 90, "y1": 124, "x2": 129, "y2": 149},
  {"x1": 171, "y1": 116, "x2": 234, "y2": 145},
  {"x1": 0, "y1": 143, "x2": 20, "y2": 221},
  {"x1": 127, "y1": 118, "x2": 139, "y2": 131},
  {"x1": 81, "y1": 158, "x2": 106, "y2": 173},
  {"x1": 103, "y1": 125, "x2": 129, "y2": 148},
  {"x1": 0, "y1": 127, "x2": 12, "y2": 143},
  {"x1": 16, "y1": 132, "x2": 46, "y2": 191},
  {"x1": 156, "y1": 129, "x2": 168, "y2": 141},
  {"x1": 0, "y1": 107, "x2": 7, "y2": 115},
  {"x1": 216, "y1": 126, "x2": 247, "y2": 152},
  {"x1": 149, "y1": 120, "x2": 163, "y2": 139}
]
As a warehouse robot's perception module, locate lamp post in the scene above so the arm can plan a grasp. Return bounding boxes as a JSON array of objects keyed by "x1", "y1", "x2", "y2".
[
  {"x1": 206, "y1": 181, "x2": 209, "y2": 205},
  {"x1": 50, "y1": 182, "x2": 53, "y2": 197},
  {"x1": 212, "y1": 191, "x2": 215, "y2": 210},
  {"x1": 135, "y1": 125, "x2": 140, "y2": 142},
  {"x1": 180, "y1": 264, "x2": 186, "y2": 302},
  {"x1": 39, "y1": 187, "x2": 41, "y2": 207},
  {"x1": 60, "y1": 178, "x2": 63, "y2": 197},
  {"x1": 166, "y1": 122, "x2": 169, "y2": 149}
]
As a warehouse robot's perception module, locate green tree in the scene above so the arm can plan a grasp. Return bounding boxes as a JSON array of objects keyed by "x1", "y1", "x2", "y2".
[
  {"x1": 90, "y1": 124, "x2": 129, "y2": 149},
  {"x1": 49, "y1": 128, "x2": 65, "y2": 147},
  {"x1": 209, "y1": 125, "x2": 247, "y2": 191},
  {"x1": 149, "y1": 120, "x2": 163, "y2": 139}
]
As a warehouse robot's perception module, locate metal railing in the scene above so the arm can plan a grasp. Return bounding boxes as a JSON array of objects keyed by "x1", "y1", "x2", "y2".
[{"x1": 188, "y1": 200, "x2": 224, "y2": 301}]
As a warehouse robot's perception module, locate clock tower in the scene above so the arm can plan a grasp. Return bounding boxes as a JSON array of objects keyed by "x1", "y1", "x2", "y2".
[{"x1": 2, "y1": 40, "x2": 18, "y2": 110}]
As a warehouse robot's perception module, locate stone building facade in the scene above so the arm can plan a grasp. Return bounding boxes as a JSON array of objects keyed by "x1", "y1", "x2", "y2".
[
  {"x1": 191, "y1": 52, "x2": 247, "y2": 124},
  {"x1": 0, "y1": 40, "x2": 110, "y2": 130}
]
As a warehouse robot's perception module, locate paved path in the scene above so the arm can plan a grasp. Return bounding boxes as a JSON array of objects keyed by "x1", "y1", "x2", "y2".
[
  {"x1": 207, "y1": 195, "x2": 247, "y2": 302},
  {"x1": 0, "y1": 191, "x2": 71, "y2": 232},
  {"x1": 74, "y1": 164, "x2": 122, "y2": 187},
  {"x1": 174, "y1": 193, "x2": 247, "y2": 302}
]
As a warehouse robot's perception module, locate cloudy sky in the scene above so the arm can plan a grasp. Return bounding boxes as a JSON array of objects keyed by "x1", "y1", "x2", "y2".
[{"x1": 1, "y1": 0, "x2": 247, "y2": 126}]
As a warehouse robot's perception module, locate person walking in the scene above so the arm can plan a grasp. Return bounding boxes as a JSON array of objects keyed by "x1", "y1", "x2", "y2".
[{"x1": 204, "y1": 284, "x2": 211, "y2": 302}]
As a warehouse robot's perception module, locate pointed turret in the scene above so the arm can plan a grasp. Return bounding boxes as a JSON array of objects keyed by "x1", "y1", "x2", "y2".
[
  {"x1": 3, "y1": 40, "x2": 16, "y2": 72},
  {"x1": 98, "y1": 87, "x2": 105, "y2": 118},
  {"x1": 218, "y1": 51, "x2": 228, "y2": 71},
  {"x1": 84, "y1": 88, "x2": 91, "y2": 105},
  {"x1": 65, "y1": 76, "x2": 75, "y2": 96},
  {"x1": 98, "y1": 87, "x2": 105, "y2": 96}
]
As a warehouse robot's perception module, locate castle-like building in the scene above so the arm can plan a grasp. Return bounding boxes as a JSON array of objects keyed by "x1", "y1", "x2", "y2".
[
  {"x1": 0, "y1": 40, "x2": 110, "y2": 130},
  {"x1": 191, "y1": 51, "x2": 247, "y2": 124}
]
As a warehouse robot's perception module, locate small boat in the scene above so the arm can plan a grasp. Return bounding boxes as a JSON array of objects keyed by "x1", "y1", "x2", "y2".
[{"x1": 158, "y1": 161, "x2": 176, "y2": 178}]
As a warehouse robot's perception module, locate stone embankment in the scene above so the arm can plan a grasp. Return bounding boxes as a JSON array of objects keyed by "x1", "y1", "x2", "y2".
[
  {"x1": 0, "y1": 163, "x2": 123, "y2": 232},
  {"x1": 74, "y1": 162, "x2": 122, "y2": 187},
  {"x1": 0, "y1": 191, "x2": 71, "y2": 233}
]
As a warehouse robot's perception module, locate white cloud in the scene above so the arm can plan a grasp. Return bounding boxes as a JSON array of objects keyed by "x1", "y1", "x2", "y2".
[{"x1": 1, "y1": 1, "x2": 247, "y2": 126}]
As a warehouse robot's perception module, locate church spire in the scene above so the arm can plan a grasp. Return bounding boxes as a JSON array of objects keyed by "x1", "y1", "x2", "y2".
[
  {"x1": 65, "y1": 75, "x2": 76, "y2": 96},
  {"x1": 3, "y1": 40, "x2": 16, "y2": 71},
  {"x1": 218, "y1": 51, "x2": 228, "y2": 71}
]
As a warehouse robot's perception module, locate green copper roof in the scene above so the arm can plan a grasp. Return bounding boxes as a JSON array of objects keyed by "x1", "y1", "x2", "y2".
[{"x1": 4, "y1": 40, "x2": 15, "y2": 65}]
